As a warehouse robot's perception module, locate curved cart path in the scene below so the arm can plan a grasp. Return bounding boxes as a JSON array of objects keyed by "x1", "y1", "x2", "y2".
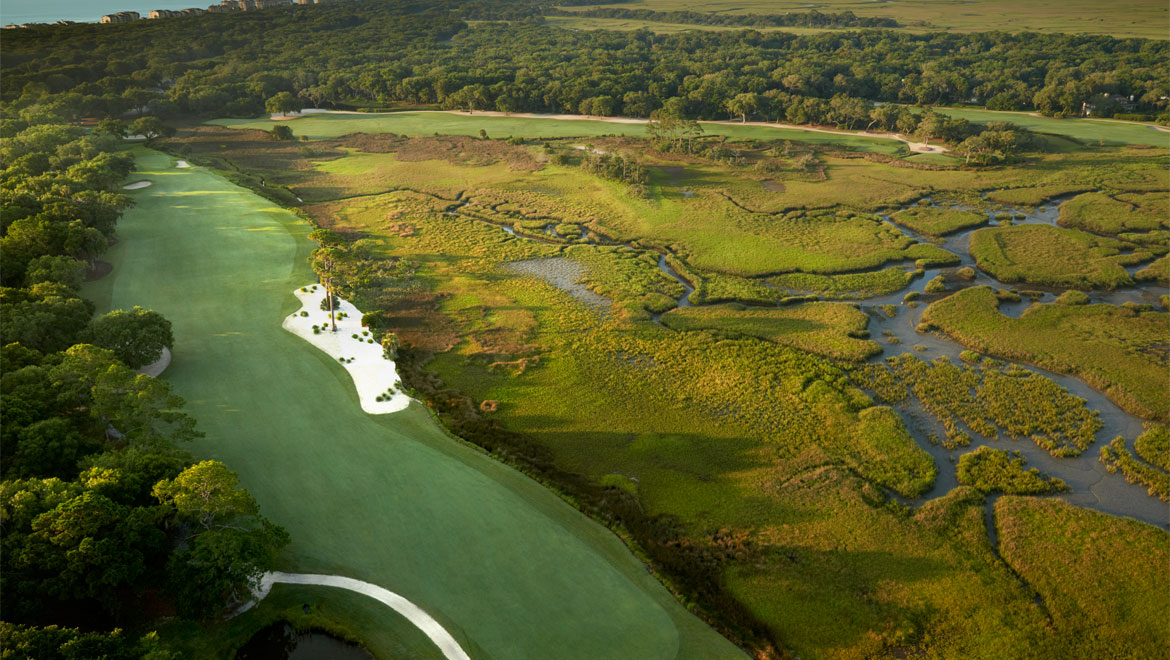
[{"x1": 251, "y1": 571, "x2": 472, "y2": 660}]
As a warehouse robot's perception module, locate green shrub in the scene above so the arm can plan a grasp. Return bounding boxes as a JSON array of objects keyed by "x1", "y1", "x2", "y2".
[{"x1": 957, "y1": 447, "x2": 1067, "y2": 494}]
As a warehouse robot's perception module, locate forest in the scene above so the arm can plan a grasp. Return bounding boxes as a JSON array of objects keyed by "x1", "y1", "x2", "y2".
[
  {"x1": 0, "y1": 121, "x2": 287, "y2": 656},
  {"x1": 1, "y1": 0, "x2": 1167, "y2": 129}
]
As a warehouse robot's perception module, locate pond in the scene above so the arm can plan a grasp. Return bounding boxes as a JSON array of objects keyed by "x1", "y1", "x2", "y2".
[{"x1": 236, "y1": 622, "x2": 374, "y2": 660}]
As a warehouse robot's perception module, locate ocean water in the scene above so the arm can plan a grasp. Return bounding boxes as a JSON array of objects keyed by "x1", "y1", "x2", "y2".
[{"x1": 2, "y1": 0, "x2": 213, "y2": 24}]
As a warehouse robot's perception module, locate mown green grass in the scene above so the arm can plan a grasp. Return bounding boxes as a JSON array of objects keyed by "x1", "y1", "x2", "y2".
[
  {"x1": 84, "y1": 148, "x2": 747, "y2": 660},
  {"x1": 889, "y1": 207, "x2": 987, "y2": 236},
  {"x1": 543, "y1": 14, "x2": 840, "y2": 35},
  {"x1": 956, "y1": 447, "x2": 1067, "y2": 494},
  {"x1": 994, "y1": 497, "x2": 1170, "y2": 659},
  {"x1": 968, "y1": 224, "x2": 1145, "y2": 289},
  {"x1": 921, "y1": 286, "x2": 1169, "y2": 422},
  {"x1": 208, "y1": 112, "x2": 905, "y2": 154},
  {"x1": 924, "y1": 107, "x2": 1169, "y2": 146},
  {"x1": 571, "y1": 0, "x2": 1170, "y2": 38},
  {"x1": 659, "y1": 302, "x2": 882, "y2": 361}
]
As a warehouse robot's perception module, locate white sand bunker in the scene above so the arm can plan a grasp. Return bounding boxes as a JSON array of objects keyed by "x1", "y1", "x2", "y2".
[
  {"x1": 175, "y1": 160, "x2": 190, "y2": 168},
  {"x1": 282, "y1": 285, "x2": 411, "y2": 414},
  {"x1": 123, "y1": 180, "x2": 152, "y2": 190}
]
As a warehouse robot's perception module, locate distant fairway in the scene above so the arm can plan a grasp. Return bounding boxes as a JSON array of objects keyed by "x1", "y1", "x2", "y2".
[
  {"x1": 208, "y1": 111, "x2": 908, "y2": 155},
  {"x1": 557, "y1": 0, "x2": 1169, "y2": 39},
  {"x1": 85, "y1": 148, "x2": 747, "y2": 660},
  {"x1": 927, "y1": 107, "x2": 1169, "y2": 147}
]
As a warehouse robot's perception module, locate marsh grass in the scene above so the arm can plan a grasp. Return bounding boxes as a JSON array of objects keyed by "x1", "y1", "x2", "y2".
[
  {"x1": 969, "y1": 224, "x2": 1144, "y2": 289},
  {"x1": 956, "y1": 446, "x2": 1067, "y2": 494},
  {"x1": 921, "y1": 286, "x2": 1169, "y2": 421}
]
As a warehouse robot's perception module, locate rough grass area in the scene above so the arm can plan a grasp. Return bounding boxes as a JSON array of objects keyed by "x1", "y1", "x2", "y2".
[
  {"x1": 956, "y1": 447, "x2": 1067, "y2": 494},
  {"x1": 994, "y1": 497, "x2": 1170, "y2": 660},
  {"x1": 659, "y1": 302, "x2": 882, "y2": 362},
  {"x1": 165, "y1": 124, "x2": 1170, "y2": 660},
  {"x1": 968, "y1": 224, "x2": 1145, "y2": 289},
  {"x1": 769, "y1": 266, "x2": 917, "y2": 299},
  {"x1": 85, "y1": 148, "x2": 746, "y2": 660},
  {"x1": 1057, "y1": 191, "x2": 1169, "y2": 234},
  {"x1": 889, "y1": 206, "x2": 987, "y2": 236},
  {"x1": 921, "y1": 286, "x2": 1170, "y2": 422}
]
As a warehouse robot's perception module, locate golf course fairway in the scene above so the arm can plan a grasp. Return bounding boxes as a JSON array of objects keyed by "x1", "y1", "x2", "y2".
[{"x1": 84, "y1": 148, "x2": 746, "y2": 660}]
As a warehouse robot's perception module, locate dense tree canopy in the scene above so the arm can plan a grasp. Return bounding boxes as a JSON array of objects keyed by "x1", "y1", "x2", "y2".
[
  {"x1": 1, "y1": 0, "x2": 1165, "y2": 127},
  {"x1": 0, "y1": 115, "x2": 288, "y2": 654}
]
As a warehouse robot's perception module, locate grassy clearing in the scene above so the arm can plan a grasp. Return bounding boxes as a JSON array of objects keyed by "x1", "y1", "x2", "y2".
[
  {"x1": 1099, "y1": 437, "x2": 1170, "y2": 501},
  {"x1": 84, "y1": 148, "x2": 747, "y2": 660},
  {"x1": 889, "y1": 207, "x2": 987, "y2": 236},
  {"x1": 543, "y1": 14, "x2": 839, "y2": 35},
  {"x1": 956, "y1": 447, "x2": 1067, "y2": 494},
  {"x1": 968, "y1": 224, "x2": 1145, "y2": 289},
  {"x1": 208, "y1": 112, "x2": 905, "y2": 154},
  {"x1": 573, "y1": 0, "x2": 1170, "y2": 38},
  {"x1": 659, "y1": 302, "x2": 882, "y2": 362},
  {"x1": 922, "y1": 107, "x2": 1169, "y2": 146},
  {"x1": 921, "y1": 286, "x2": 1169, "y2": 422},
  {"x1": 994, "y1": 497, "x2": 1170, "y2": 660},
  {"x1": 1057, "y1": 192, "x2": 1170, "y2": 234}
]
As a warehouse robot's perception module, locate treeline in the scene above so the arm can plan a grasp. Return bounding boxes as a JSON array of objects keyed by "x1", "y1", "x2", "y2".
[
  {"x1": 1, "y1": 120, "x2": 286, "y2": 656},
  {"x1": 1, "y1": 0, "x2": 1166, "y2": 129},
  {"x1": 545, "y1": 7, "x2": 900, "y2": 29}
]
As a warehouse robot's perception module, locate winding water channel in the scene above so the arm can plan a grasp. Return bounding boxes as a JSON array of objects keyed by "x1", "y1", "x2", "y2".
[{"x1": 462, "y1": 189, "x2": 1169, "y2": 529}]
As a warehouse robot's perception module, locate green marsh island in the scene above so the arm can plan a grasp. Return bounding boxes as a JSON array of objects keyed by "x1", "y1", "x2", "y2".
[{"x1": 1, "y1": 1, "x2": 1167, "y2": 659}]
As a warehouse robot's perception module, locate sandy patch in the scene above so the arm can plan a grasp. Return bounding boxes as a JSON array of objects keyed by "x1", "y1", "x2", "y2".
[
  {"x1": 138, "y1": 346, "x2": 171, "y2": 378},
  {"x1": 507, "y1": 258, "x2": 610, "y2": 313},
  {"x1": 282, "y1": 285, "x2": 411, "y2": 414},
  {"x1": 175, "y1": 160, "x2": 190, "y2": 168},
  {"x1": 245, "y1": 572, "x2": 471, "y2": 660},
  {"x1": 123, "y1": 180, "x2": 152, "y2": 190}
]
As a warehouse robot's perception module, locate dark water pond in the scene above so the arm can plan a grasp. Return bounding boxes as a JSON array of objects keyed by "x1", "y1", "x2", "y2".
[{"x1": 237, "y1": 622, "x2": 374, "y2": 660}]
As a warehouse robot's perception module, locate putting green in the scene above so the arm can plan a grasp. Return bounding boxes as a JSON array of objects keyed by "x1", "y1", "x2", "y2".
[
  {"x1": 207, "y1": 111, "x2": 907, "y2": 154},
  {"x1": 85, "y1": 148, "x2": 746, "y2": 660}
]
